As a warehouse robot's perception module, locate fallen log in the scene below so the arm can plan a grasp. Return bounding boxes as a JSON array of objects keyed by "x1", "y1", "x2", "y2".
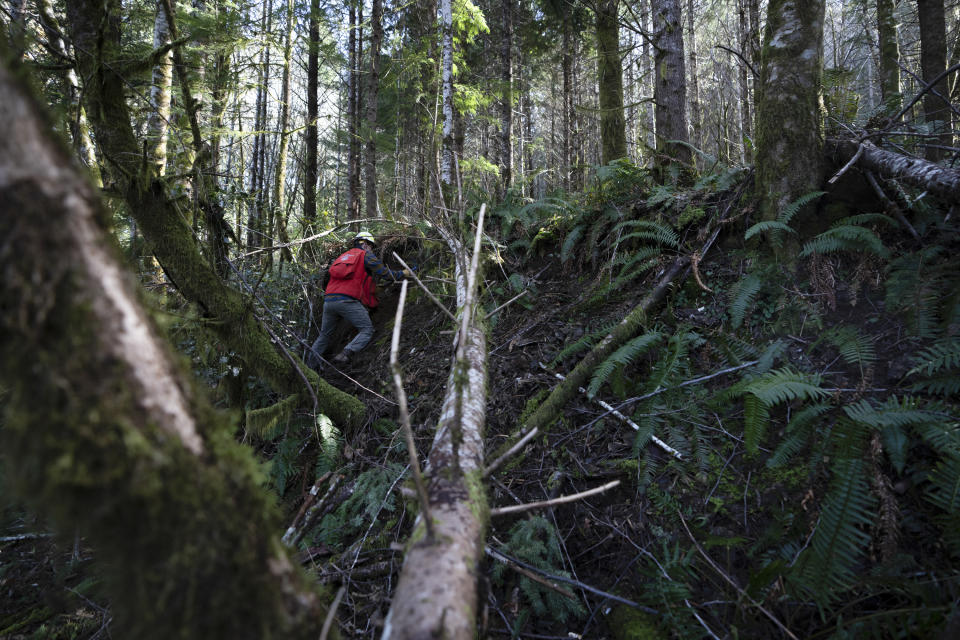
[
  {"x1": 829, "y1": 138, "x2": 960, "y2": 203},
  {"x1": 383, "y1": 208, "x2": 490, "y2": 640}
]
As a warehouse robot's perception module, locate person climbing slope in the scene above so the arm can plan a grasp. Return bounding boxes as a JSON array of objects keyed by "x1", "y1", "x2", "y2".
[{"x1": 307, "y1": 231, "x2": 410, "y2": 369}]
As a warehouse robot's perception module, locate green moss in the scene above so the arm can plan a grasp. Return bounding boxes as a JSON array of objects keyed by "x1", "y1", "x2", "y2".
[{"x1": 606, "y1": 604, "x2": 663, "y2": 640}]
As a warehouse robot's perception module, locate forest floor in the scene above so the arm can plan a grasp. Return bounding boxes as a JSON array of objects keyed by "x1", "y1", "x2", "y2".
[{"x1": 2, "y1": 186, "x2": 956, "y2": 639}]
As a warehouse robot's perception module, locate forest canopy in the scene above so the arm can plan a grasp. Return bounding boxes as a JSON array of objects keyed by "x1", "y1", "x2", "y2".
[{"x1": 1, "y1": 0, "x2": 960, "y2": 638}]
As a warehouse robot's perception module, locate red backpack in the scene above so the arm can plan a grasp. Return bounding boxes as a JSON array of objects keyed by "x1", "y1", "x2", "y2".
[{"x1": 326, "y1": 248, "x2": 379, "y2": 308}]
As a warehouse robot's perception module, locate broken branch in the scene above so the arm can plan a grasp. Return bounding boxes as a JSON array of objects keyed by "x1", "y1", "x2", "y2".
[{"x1": 490, "y1": 480, "x2": 620, "y2": 517}]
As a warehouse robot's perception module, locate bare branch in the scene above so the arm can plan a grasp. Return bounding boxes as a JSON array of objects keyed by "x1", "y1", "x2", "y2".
[{"x1": 490, "y1": 480, "x2": 621, "y2": 517}]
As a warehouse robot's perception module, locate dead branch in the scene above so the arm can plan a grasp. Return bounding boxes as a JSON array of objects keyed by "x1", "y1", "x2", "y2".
[
  {"x1": 483, "y1": 427, "x2": 539, "y2": 478},
  {"x1": 390, "y1": 279, "x2": 434, "y2": 540},
  {"x1": 830, "y1": 138, "x2": 960, "y2": 203},
  {"x1": 490, "y1": 480, "x2": 621, "y2": 516},
  {"x1": 392, "y1": 251, "x2": 457, "y2": 322}
]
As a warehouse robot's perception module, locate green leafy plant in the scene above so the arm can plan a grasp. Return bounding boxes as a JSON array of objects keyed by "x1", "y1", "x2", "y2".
[
  {"x1": 799, "y1": 213, "x2": 895, "y2": 259},
  {"x1": 737, "y1": 368, "x2": 830, "y2": 454}
]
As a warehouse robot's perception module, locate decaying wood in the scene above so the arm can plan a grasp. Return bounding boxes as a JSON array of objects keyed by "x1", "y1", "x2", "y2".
[
  {"x1": 830, "y1": 138, "x2": 960, "y2": 203},
  {"x1": 384, "y1": 207, "x2": 490, "y2": 639}
]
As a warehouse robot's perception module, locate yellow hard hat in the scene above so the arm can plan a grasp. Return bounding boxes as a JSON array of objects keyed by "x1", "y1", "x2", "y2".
[{"x1": 354, "y1": 231, "x2": 376, "y2": 245}]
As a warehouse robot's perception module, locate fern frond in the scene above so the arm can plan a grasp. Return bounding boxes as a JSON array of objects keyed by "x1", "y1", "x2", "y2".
[
  {"x1": 778, "y1": 191, "x2": 826, "y2": 225},
  {"x1": 560, "y1": 225, "x2": 585, "y2": 264},
  {"x1": 645, "y1": 330, "x2": 693, "y2": 394},
  {"x1": 835, "y1": 213, "x2": 898, "y2": 227},
  {"x1": 843, "y1": 396, "x2": 940, "y2": 429},
  {"x1": 767, "y1": 402, "x2": 832, "y2": 468},
  {"x1": 744, "y1": 220, "x2": 797, "y2": 243},
  {"x1": 740, "y1": 368, "x2": 829, "y2": 454},
  {"x1": 925, "y1": 452, "x2": 960, "y2": 515},
  {"x1": 549, "y1": 323, "x2": 617, "y2": 367},
  {"x1": 885, "y1": 248, "x2": 947, "y2": 339},
  {"x1": 613, "y1": 246, "x2": 663, "y2": 266},
  {"x1": 825, "y1": 326, "x2": 876, "y2": 370},
  {"x1": 612, "y1": 219, "x2": 680, "y2": 247},
  {"x1": 588, "y1": 331, "x2": 664, "y2": 397},
  {"x1": 908, "y1": 338, "x2": 960, "y2": 377},
  {"x1": 728, "y1": 273, "x2": 764, "y2": 329},
  {"x1": 800, "y1": 225, "x2": 889, "y2": 259}
]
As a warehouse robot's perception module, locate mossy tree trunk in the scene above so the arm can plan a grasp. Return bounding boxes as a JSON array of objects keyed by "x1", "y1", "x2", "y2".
[
  {"x1": 653, "y1": 0, "x2": 691, "y2": 170},
  {"x1": 877, "y1": 0, "x2": 901, "y2": 115},
  {"x1": 597, "y1": 0, "x2": 627, "y2": 165},
  {"x1": 63, "y1": 0, "x2": 364, "y2": 429},
  {"x1": 917, "y1": 0, "x2": 951, "y2": 161},
  {"x1": 0, "y1": 62, "x2": 335, "y2": 639},
  {"x1": 754, "y1": 0, "x2": 826, "y2": 237}
]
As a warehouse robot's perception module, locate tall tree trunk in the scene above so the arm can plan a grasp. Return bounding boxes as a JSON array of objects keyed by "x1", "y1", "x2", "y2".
[
  {"x1": 686, "y1": 0, "x2": 701, "y2": 156},
  {"x1": 364, "y1": 0, "x2": 383, "y2": 218},
  {"x1": 754, "y1": 0, "x2": 826, "y2": 238},
  {"x1": 738, "y1": 0, "x2": 753, "y2": 163},
  {"x1": 877, "y1": 0, "x2": 901, "y2": 115},
  {"x1": 596, "y1": 0, "x2": 627, "y2": 164},
  {"x1": 35, "y1": 0, "x2": 101, "y2": 185},
  {"x1": 500, "y1": 0, "x2": 514, "y2": 196},
  {"x1": 347, "y1": 0, "x2": 361, "y2": 220},
  {"x1": 562, "y1": 13, "x2": 573, "y2": 188},
  {"x1": 304, "y1": 0, "x2": 319, "y2": 254},
  {"x1": 273, "y1": 0, "x2": 294, "y2": 264},
  {"x1": 63, "y1": 0, "x2": 364, "y2": 429},
  {"x1": 0, "y1": 61, "x2": 337, "y2": 640},
  {"x1": 653, "y1": 0, "x2": 691, "y2": 170},
  {"x1": 640, "y1": 0, "x2": 655, "y2": 158},
  {"x1": 440, "y1": 0, "x2": 455, "y2": 192},
  {"x1": 146, "y1": 0, "x2": 173, "y2": 178},
  {"x1": 917, "y1": 0, "x2": 950, "y2": 161}
]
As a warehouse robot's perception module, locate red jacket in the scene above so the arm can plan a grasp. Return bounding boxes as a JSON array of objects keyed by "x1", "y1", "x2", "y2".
[{"x1": 325, "y1": 248, "x2": 378, "y2": 308}]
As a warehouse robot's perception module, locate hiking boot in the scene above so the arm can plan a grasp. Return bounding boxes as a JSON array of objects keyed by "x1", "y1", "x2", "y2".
[{"x1": 333, "y1": 351, "x2": 351, "y2": 365}]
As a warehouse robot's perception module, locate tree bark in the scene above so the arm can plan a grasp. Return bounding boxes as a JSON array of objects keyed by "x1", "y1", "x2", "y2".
[
  {"x1": 146, "y1": 0, "x2": 173, "y2": 177},
  {"x1": 441, "y1": 0, "x2": 455, "y2": 191},
  {"x1": 597, "y1": 0, "x2": 627, "y2": 164},
  {"x1": 877, "y1": 0, "x2": 901, "y2": 114},
  {"x1": 347, "y1": 0, "x2": 362, "y2": 219},
  {"x1": 0, "y1": 61, "x2": 336, "y2": 640},
  {"x1": 384, "y1": 222, "x2": 488, "y2": 640},
  {"x1": 364, "y1": 0, "x2": 383, "y2": 218},
  {"x1": 916, "y1": 0, "x2": 951, "y2": 161},
  {"x1": 653, "y1": 0, "x2": 691, "y2": 169},
  {"x1": 686, "y1": 0, "x2": 701, "y2": 154},
  {"x1": 738, "y1": 0, "x2": 753, "y2": 162},
  {"x1": 303, "y1": 0, "x2": 319, "y2": 258},
  {"x1": 500, "y1": 0, "x2": 514, "y2": 196},
  {"x1": 63, "y1": 0, "x2": 364, "y2": 429},
  {"x1": 754, "y1": 0, "x2": 826, "y2": 232},
  {"x1": 273, "y1": 0, "x2": 294, "y2": 264}
]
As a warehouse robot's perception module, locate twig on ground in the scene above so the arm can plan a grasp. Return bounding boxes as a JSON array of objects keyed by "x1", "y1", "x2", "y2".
[
  {"x1": 490, "y1": 480, "x2": 620, "y2": 517},
  {"x1": 319, "y1": 585, "x2": 346, "y2": 640},
  {"x1": 485, "y1": 546, "x2": 655, "y2": 613},
  {"x1": 484, "y1": 289, "x2": 529, "y2": 319},
  {"x1": 282, "y1": 471, "x2": 332, "y2": 544},
  {"x1": 285, "y1": 474, "x2": 344, "y2": 548},
  {"x1": 390, "y1": 279, "x2": 434, "y2": 541},
  {"x1": 483, "y1": 427, "x2": 539, "y2": 478},
  {"x1": 486, "y1": 547, "x2": 578, "y2": 600},
  {"x1": 540, "y1": 365, "x2": 682, "y2": 460}
]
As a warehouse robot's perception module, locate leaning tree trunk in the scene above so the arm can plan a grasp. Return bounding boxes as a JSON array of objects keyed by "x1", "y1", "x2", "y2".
[
  {"x1": 754, "y1": 0, "x2": 826, "y2": 234},
  {"x1": 0, "y1": 62, "x2": 336, "y2": 640},
  {"x1": 384, "y1": 215, "x2": 489, "y2": 640},
  {"x1": 63, "y1": 0, "x2": 364, "y2": 429},
  {"x1": 653, "y1": 0, "x2": 691, "y2": 170},
  {"x1": 597, "y1": 0, "x2": 627, "y2": 164}
]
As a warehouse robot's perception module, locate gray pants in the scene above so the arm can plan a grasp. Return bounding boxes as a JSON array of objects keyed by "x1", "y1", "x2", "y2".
[{"x1": 307, "y1": 297, "x2": 374, "y2": 367}]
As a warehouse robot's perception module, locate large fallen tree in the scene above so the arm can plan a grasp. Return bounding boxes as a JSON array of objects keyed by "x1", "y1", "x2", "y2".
[
  {"x1": 62, "y1": 0, "x2": 363, "y2": 428},
  {"x1": 829, "y1": 138, "x2": 960, "y2": 203},
  {"x1": 0, "y1": 61, "x2": 334, "y2": 640},
  {"x1": 383, "y1": 214, "x2": 490, "y2": 639}
]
